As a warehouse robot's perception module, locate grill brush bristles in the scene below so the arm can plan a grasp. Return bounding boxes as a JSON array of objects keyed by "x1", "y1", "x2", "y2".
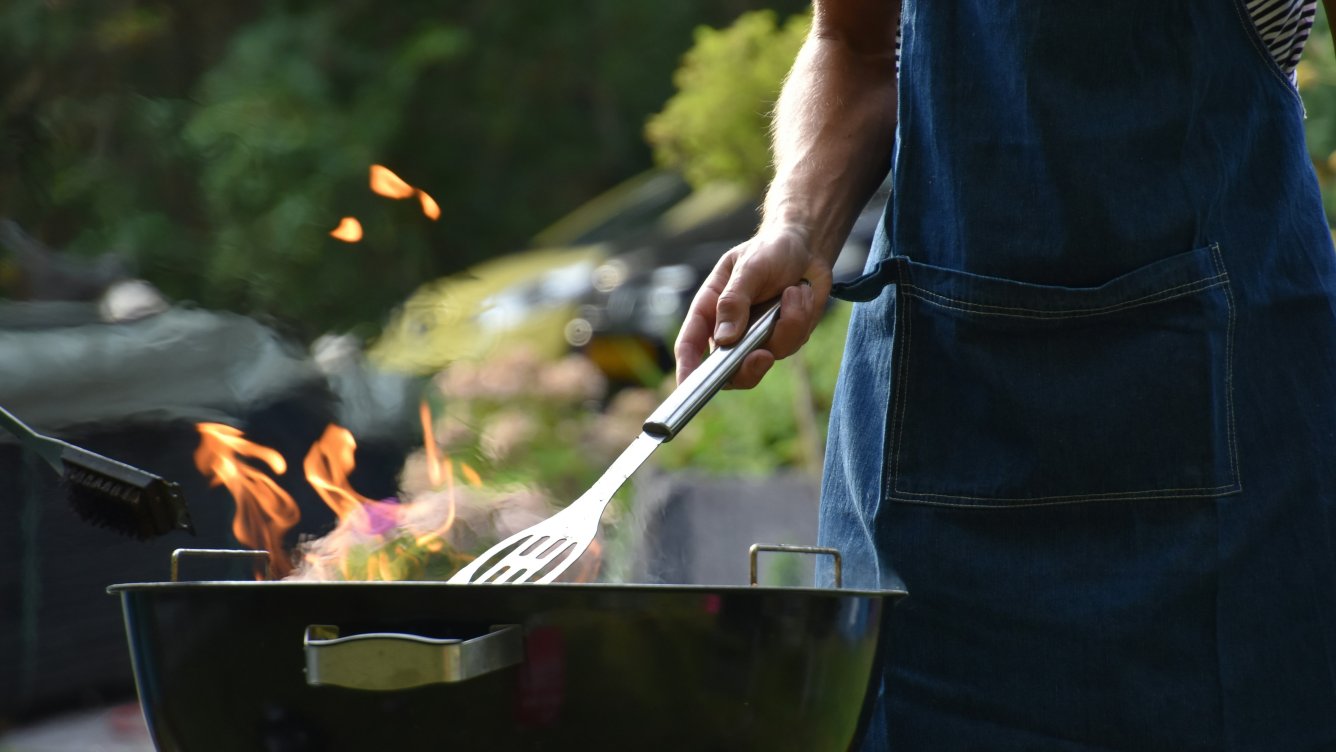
[{"x1": 1, "y1": 405, "x2": 195, "y2": 539}]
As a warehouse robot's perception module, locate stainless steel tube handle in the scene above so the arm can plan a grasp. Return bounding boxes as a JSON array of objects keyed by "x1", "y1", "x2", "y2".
[
  {"x1": 305, "y1": 624, "x2": 522, "y2": 690},
  {"x1": 643, "y1": 300, "x2": 781, "y2": 440}
]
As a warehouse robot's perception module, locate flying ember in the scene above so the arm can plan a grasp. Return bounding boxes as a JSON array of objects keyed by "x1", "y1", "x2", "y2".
[
  {"x1": 329, "y1": 217, "x2": 363, "y2": 243},
  {"x1": 369, "y1": 164, "x2": 415, "y2": 199},
  {"x1": 418, "y1": 190, "x2": 441, "y2": 220}
]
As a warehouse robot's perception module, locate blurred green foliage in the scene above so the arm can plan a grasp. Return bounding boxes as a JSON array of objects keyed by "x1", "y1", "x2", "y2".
[
  {"x1": 428, "y1": 348, "x2": 624, "y2": 502},
  {"x1": 1301, "y1": 10, "x2": 1336, "y2": 232},
  {"x1": 659, "y1": 303, "x2": 851, "y2": 476},
  {"x1": 0, "y1": 0, "x2": 805, "y2": 337},
  {"x1": 643, "y1": 8, "x2": 843, "y2": 478},
  {"x1": 646, "y1": 9, "x2": 811, "y2": 192}
]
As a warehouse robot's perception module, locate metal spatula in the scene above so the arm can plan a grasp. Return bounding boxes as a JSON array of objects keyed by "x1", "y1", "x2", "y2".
[{"x1": 448, "y1": 300, "x2": 782, "y2": 585}]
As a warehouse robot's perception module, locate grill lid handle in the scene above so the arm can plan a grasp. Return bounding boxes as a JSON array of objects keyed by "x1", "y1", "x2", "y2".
[{"x1": 305, "y1": 624, "x2": 523, "y2": 690}]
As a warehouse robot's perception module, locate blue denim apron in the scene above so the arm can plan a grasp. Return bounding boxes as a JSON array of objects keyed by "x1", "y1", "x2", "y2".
[{"x1": 819, "y1": 1, "x2": 1336, "y2": 749}]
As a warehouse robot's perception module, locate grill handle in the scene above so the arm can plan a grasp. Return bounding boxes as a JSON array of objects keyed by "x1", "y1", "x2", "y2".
[
  {"x1": 304, "y1": 624, "x2": 522, "y2": 690},
  {"x1": 749, "y1": 544, "x2": 842, "y2": 589}
]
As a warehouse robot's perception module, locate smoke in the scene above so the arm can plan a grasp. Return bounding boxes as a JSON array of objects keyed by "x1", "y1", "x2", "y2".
[{"x1": 285, "y1": 482, "x2": 559, "y2": 582}]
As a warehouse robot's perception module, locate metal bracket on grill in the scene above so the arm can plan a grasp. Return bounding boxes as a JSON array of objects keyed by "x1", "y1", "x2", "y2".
[{"x1": 748, "y1": 544, "x2": 842, "y2": 588}]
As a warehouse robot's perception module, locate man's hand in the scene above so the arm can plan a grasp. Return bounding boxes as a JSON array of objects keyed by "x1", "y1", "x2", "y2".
[
  {"x1": 673, "y1": 0, "x2": 899, "y2": 389},
  {"x1": 674, "y1": 225, "x2": 832, "y2": 389}
]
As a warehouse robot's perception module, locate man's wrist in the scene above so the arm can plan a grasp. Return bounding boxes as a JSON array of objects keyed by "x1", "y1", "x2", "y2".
[{"x1": 758, "y1": 209, "x2": 846, "y2": 266}]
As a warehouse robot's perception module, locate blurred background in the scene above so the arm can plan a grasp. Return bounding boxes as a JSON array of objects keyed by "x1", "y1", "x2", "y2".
[{"x1": 5, "y1": 0, "x2": 1336, "y2": 746}]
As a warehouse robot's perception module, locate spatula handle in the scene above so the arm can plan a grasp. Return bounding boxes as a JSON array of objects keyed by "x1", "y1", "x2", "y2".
[{"x1": 643, "y1": 299, "x2": 781, "y2": 440}]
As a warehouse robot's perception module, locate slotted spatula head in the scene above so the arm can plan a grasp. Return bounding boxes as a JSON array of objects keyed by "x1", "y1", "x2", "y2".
[
  {"x1": 447, "y1": 501, "x2": 596, "y2": 584},
  {"x1": 448, "y1": 431, "x2": 662, "y2": 584},
  {"x1": 448, "y1": 300, "x2": 782, "y2": 586}
]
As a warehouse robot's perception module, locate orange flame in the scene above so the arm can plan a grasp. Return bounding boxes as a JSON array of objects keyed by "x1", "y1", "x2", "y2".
[
  {"x1": 284, "y1": 416, "x2": 463, "y2": 582},
  {"x1": 194, "y1": 410, "x2": 599, "y2": 584},
  {"x1": 370, "y1": 164, "x2": 415, "y2": 199},
  {"x1": 303, "y1": 424, "x2": 376, "y2": 520},
  {"x1": 194, "y1": 419, "x2": 480, "y2": 583},
  {"x1": 420, "y1": 401, "x2": 443, "y2": 487},
  {"x1": 411, "y1": 454, "x2": 457, "y2": 550},
  {"x1": 369, "y1": 164, "x2": 439, "y2": 220},
  {"x1": 329, "y1": 217, "x2": 363, "y2": 243},
  {"x1": 194, "y1": 423, "x2": 300, "y2": 577},
  {"x1": 415, "y1": 401, "x2": 458, "y2": 546},
  {"x1": 459, "y1": 462, "x2": 483, "y2": 488},
  {"x1": 418, "y1": 190, "x2": 441, "y2": 220}
]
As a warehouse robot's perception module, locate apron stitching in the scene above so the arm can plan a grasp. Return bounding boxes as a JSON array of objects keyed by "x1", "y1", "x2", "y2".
[
  {"x1": 890, "y1": 257, "x2": 914, "y2": 504},
  {"x1": 886, "y1": 486, "x2": 1241, "y2": 509},
  {"x1": 902, "y1": 276, "x2": 1228, "y2": 318},
  {"x1": 894, "y1": 483, "x2": 1242, "y2": 504},
  {"x1": 1209, "y1": 243, "x2": 1243, "y2": 489},
  {"x1": 889, "y1": 245, "x2": 1241, "y2": 503}
]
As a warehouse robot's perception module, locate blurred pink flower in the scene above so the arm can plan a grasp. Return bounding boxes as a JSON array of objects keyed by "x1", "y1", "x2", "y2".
[
  {"x1": 435, "y1": 362, "x2": 482, "y2": 400},
  {"x1": 480, "y1": 410, "x2": 537, "y2": 462},
  {"x1": 536, "y1": 354, "x2": 607, "y2": 402},
  {"x1": 474, "y1": 347, "x2": 542, "y2": 400},
  {"x1": 589, "y1": 387, "x2": 658, "y2": 456}
]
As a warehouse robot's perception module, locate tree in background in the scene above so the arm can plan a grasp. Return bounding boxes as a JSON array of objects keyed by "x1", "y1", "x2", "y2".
[
  {"x1": 649, "y1": 7, "x2": 1336, "y2": 241},
  {"x1": 8, "y1": 1, "x2": 1336, "y2": 340},
  {"x1": 0, "y1": 0, "x2": 806, "y2": 337},
  {"x1": 645, "y1": 10, "x2": 810, "y2": 193},
  {"x1": 1300, "y1": 12, "x2": 1336, "y2": 234}
]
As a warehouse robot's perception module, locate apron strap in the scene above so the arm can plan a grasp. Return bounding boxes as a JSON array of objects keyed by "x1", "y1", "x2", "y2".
[{"x1": 830, "y1": 257, "x2": 902, "y2": 302}]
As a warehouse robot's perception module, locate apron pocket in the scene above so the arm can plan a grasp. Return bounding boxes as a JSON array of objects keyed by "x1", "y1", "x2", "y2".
[{"x1": 886, "y1": 243, "x2": 1240, "y2": 507}]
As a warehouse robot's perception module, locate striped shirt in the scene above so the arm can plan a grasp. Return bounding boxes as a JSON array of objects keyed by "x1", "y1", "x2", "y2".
[{"x1": 1247, "y1": 0, "x2": 1317, "y2": 79}]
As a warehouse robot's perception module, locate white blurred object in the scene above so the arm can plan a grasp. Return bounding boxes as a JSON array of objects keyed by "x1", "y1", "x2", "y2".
[
  {"x1": 0, "y1": 702, "x2": 154, "y2": 752},
  {"x1": 311, "y1": 332, "x2": 418, "y2": 442},
  {"x1": 97, "y1": 279, "x2": 169, "y2": 323},
  {"x1": 311, "y1": 333, "x2": 361, "y2": 375}
]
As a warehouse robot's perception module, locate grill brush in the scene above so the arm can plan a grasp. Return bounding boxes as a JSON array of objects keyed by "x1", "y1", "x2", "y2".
[{"x1": 0, "y1": 404, "x2": 195, "y2": 539}]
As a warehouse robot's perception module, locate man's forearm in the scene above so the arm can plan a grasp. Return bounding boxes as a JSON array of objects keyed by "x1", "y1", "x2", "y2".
[{"x1": 761, "y1": 0, "x2": 900, "y2": 264}]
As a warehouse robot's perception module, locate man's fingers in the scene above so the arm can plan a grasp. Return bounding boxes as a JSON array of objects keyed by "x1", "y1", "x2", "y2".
[
  {"x1": 714, "y1": 290, "x2": 753, "y2": 345},
  {"x1": 675, "y1": 235, "x2": 832, "y2": 388},
  {"x1": 674, "y1": 253, "x2": 734, "y2": 384},
  {"x1": 765, "y1": 282, "x2": 817, "y2": 361},
  {"x1": 727, "y1": 350, "x2": 775, "y2": 390},
  {"x1": 668, "y1": 313, "x2": 710, "y2": 382},
  {"x1": 686, "y1": 276, "x2": 826, "y2": 387},
  {"x1": 713, "y1": 257, "x2": 765, "y2": 346}
]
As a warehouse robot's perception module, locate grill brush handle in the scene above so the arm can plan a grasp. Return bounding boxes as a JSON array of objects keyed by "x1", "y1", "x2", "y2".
[
  {"x1": 0, "y1": 404, "x2": 63, "y2": 467},
  {"x1": 643, "y1": 299, "x2": 782, "y2": 440}
]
